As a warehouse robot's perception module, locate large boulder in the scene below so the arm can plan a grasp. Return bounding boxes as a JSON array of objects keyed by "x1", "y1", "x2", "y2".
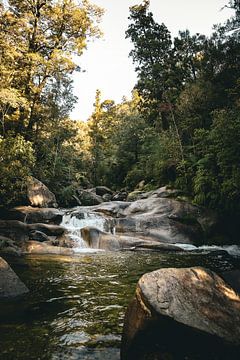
[
  {"x1": 121, "y1": 267, "x2": 240, "y2": 360},
  {"x1": 27, "y1": 177, "x2": 58, "y2": 208},
  {"x1": 116, "y1": 196, "x2": 217, "y2": 245},
  {"x1": 0, "y1": 206, "x2": 63, "y2": 224},
  {"x1": 62, "y1": 188, "x2": 218, "y2": 246},
  {"x1": 81, "y1": 226, "x2": 183, "y2": 252},
  {"x1": 0, "y1": 257, "x2": 29, "y2": 298},
  {"x1": 221, "y1": 270, "x2": 240, "y2": 294},
  {"x1": 14, "y1": 207, "x2": 62, "y2": 224}
]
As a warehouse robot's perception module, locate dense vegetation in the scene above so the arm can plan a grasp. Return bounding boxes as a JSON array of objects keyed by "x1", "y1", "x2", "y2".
[{"x1": 0, "y1": 0, "x2": 240, "y2": 226}]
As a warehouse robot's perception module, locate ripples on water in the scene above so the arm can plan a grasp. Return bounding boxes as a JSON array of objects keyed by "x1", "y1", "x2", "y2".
[{"x1": 0, "y1": 251, "x2": 239, "y2": 360}]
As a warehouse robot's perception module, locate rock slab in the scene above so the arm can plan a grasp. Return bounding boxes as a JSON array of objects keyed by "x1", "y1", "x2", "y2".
[
  {"x1": 121, "y1": 267, "x2": 240, "y2": 360},
  {"x1": 0, "y1": 257, "x2": 29, "y2": 298}
]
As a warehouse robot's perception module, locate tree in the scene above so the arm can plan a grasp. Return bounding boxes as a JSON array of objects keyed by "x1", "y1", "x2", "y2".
[
  {"x1": 0, "y1": 134, "x2": 35, "y2": 207},
  {"x1": 0, "y1": 0, "x2": 103, "y2": 136},
  {"x1": 126, "y1": 0, "x2": 174, "y2": 128}
]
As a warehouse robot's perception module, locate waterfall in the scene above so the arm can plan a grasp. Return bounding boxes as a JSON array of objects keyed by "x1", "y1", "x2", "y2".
[{"x1": 61, "y1": 210, "x2": 115, "y2": 252}]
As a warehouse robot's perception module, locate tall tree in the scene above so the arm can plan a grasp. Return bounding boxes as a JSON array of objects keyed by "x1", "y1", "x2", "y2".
[
  {"x1": 0, "y1": 0, "x2": 103, "y2": 136},
  {"x1": 126, "y1": 0, "x2": 174, "y2": 128}
]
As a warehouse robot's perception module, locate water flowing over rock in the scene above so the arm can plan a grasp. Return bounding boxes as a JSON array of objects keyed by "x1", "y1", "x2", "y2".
[
  {"x1": 68, "y1": 191, "x2": 218, "y2": 247},
  {"x1": 81, "y1": 226, "x2": 183, "y2": 252},
  {"x1": 27, "y1": 177, "x2": 58, "y2": 208},
  {"x1": 61, "y1": 210, "x2": 113, "y2": 251},
  {"x1": 0, "y1": 257, "x2": 29, "y2": 298},
  {"x1": 121, "y1": 267, "x2": 240, "y2": 360}
]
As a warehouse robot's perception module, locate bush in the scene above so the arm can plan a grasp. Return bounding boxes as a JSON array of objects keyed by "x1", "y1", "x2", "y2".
[{"x1": 0, "y1": 134, "x2": 35, "y2": 207}]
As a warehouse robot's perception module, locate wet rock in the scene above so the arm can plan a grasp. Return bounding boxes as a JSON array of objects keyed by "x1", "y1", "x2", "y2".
[
  {"x1": 121, "y1": 267, "x2": 240, "y2": 360},
  {"x1": 81, "y1": 226, "x2": 183, "y2": 252},
  {"x1": 118, "y1": 196, "x2": 217, "y2": 245},
  {"x1": 0, "y1": 220, "x2": 65, "y2": 245},
  {"x1": 60, "y1": 187, "x2": 218, "y2": 246},
  {"x1": 27, "y1": 223, "x2": 65, "y2": 236},
  {"x1": 72, "y1": 201, "x2": 130, "y2": 218},
  {"x1": 27, "y1": 177, "x2": 58, "y2": 208},
  {"x1": 0, "y1": 257, "x2": 29, "y2": 298},
  {"x1": 24, "y1": 241, "x2": 74, "y2": 255}
]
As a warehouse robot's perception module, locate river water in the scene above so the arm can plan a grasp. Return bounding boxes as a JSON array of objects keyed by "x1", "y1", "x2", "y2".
[{"x1": 0, "y1": 211, "x2": 240, "y2": 360}]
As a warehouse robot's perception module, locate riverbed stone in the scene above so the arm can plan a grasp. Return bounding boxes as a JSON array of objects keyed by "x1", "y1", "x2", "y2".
[
  {"x1": 81, "y1": 226, "x2": 183, "y2": 252},
  {"x1": 121, "y1": 267, "x2": 240, "y2": 360},
  {"x1": 0, "y1": 257, "x2": 29, "y2": 298},
  {"x1": 24, "y1": 241, "x2": 74, "y2": 255}
]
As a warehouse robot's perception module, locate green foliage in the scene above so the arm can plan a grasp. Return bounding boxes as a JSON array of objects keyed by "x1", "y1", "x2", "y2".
[
  {"x1": 0, "y1": 134, "x2": 35, "y2": 207},
  {"x1": 193, "y1": 110, "x2": 240, "y2": 212}
]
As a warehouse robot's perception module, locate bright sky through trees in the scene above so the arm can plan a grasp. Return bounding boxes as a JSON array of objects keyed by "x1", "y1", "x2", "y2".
[{"x1": 71, "y1": 0, "x2": 233, "y2": 121}]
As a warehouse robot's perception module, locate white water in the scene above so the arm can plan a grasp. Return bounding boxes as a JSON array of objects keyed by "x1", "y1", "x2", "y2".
[
  {"x1": 176, "y1": 243, "x2": 240, "y2": 257},
  {"x1": 61, "y1": 210, "x2": 240, "y2": 257},
  {"x1": 61, "y1": 211, "x2": 112, "y2": 253}
]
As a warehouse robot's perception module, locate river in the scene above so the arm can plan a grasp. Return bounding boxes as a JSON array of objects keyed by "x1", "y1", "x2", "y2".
[{"x1": 0, "y1": 211, "x2": 240, "y2": 359}]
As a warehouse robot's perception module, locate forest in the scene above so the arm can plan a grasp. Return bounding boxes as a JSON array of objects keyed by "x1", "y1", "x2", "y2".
[
  {"x1": 0, "y1": 0, "x2": 240, "y2": 220},
  {"x1": 1, "y1": 2, "x2": 240, "y2": 359}
]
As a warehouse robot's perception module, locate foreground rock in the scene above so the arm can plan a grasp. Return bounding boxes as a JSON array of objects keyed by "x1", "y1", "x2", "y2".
[
  {"x1": 0, "y1": 257, "x2": 29, "y2": 298},
  {"x1": 221, "y1": 270, "x2": 240, "y2": 294},
  {"x1": 81, "y1": 227, "x2": 183, "y2": 252},
  {"x1": 121, "y1": 267, "x2": 240, "y2": 360},
  {"x1": 27, "y1": 177, "x2": 58, "y2": 208}
]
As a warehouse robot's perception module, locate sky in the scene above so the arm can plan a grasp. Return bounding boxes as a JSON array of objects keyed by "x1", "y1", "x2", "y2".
[{"x1": 71, "y1": 0, "x2": 233, "y2": 121}]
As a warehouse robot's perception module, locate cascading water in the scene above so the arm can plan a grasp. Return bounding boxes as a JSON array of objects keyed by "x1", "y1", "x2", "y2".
[
  {"x1": 176, "y1": 243, "x2": 240, "y2": 257},
  {"x1": 61, "y1": 210, "x2": 115, "y2": 252}
]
